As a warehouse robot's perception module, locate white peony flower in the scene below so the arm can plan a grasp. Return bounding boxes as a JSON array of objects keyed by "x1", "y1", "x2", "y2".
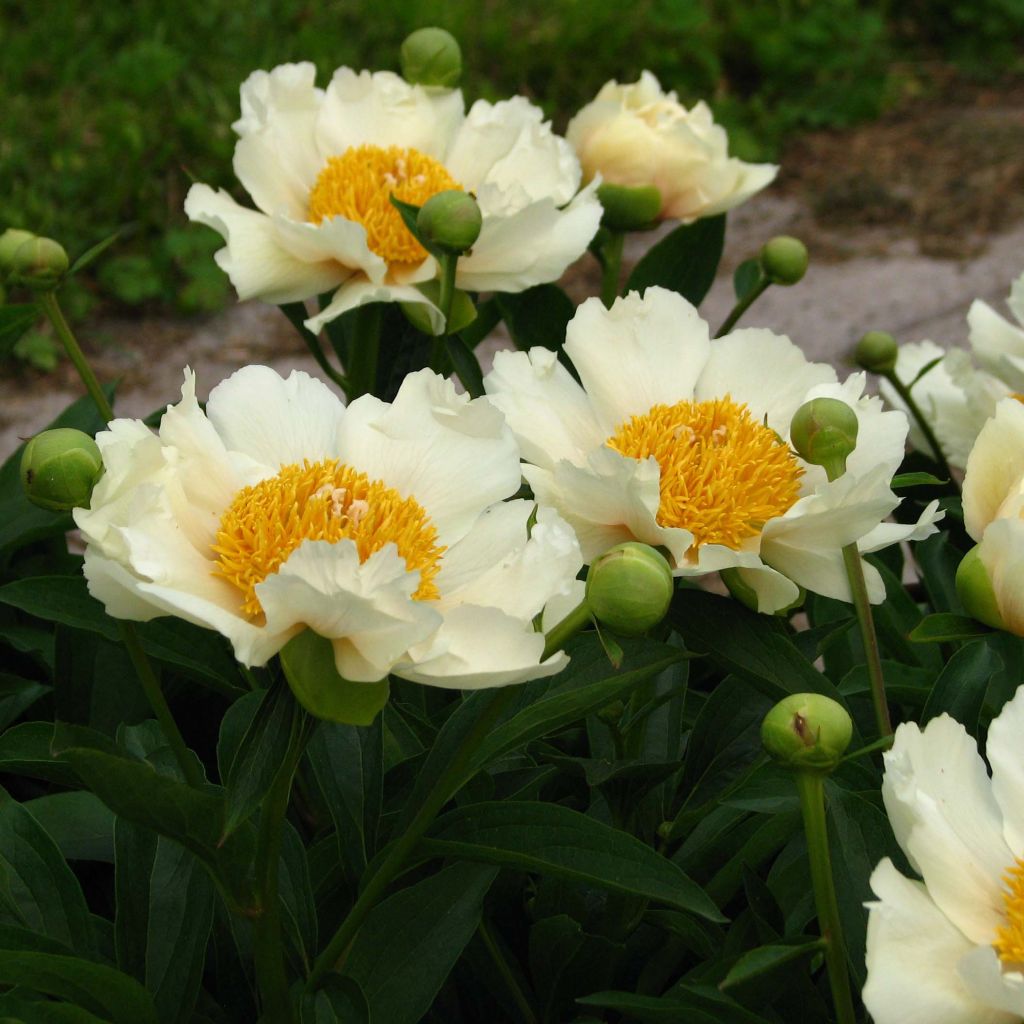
[
  {"x1": 566, "y1": 71, "x2": 777, "y2": 223},
  {"x1": 483, "y1": 287, "x2": 940, "y2": 614},
  {"x1": 969, "y1": 271, "x2": 1024, "y2": 393},
  {"x1": 865, "y1": 688, "x2": 1024, "y2": 1024},
  {"x1": 185, "y1": 62, "x2": 601, "y2": 334},
  {"x1": 74, "y1": 366, "x2": 582, "y2": 689}
]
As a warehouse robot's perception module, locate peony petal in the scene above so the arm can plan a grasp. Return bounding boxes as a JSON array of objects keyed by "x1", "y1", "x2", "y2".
[
  {"x1": 958, "y1": 945, "x2": 1024, "y2": 1018},
  {"x1": 881, "y1": 715, "x2": 1012, "y2": 944},
  {"x1": 563, "y1": 288, "x2": 711, "y2": 433},
  {"x1": 256, "y1": 540, "x2": 441, "y2": 682},
  {"x1": 395, "y1": 604, "x2": 567, "y2": 689},
  {"x1": 234, "y1": 62, "x2": 322, "y2": 136},
  {"x1": 864, "y1": 859, "x2": 1006, "y2": 1024},
  {"x1": 727, "y1": 564, "x2": 801, "y2": 613},
  {"x1": 989, "y1": 681, "x2": 1024, "y2": 857},
  {"x1": 304, "y1": 279, "x2": 442, "y2": 336},
  {"x1": 483, "y1": 348, "x2": 605, "y2": 469},
  {"x1": 205, "y1": 365, "x2": 347, "y2": 470},
  {"x1": 184, "y1": 184, "x2": 345, "y2": 303},
  {"x1": 858, "y1": 499, "x2": 943, "y2": 554},
  {"x1": 338, "y1": 369, "x2": 521, "y2": 546},
  {"x1": 969, "y1": 298, "x2": 1024, "y2": 391},
  {"x1": 977, "y1": 517, "x2": 1024, "y2": 637},
  {"x1": 272, "y1": 214, "x2": 385, "y2": 283},
  {"x1": 962, "y1": 398, "x2": 1024, "y2": 540}
]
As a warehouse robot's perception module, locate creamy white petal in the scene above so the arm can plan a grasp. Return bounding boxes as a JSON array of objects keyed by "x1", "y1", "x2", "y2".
[
  {"x1": 233, "y1": 113, "x2": 323, "y2": 220},
  {"x1": 989, "y1": 657, "x2": 1024, "y2": 857},
  {"x1": 234, "y1": 62, "x2": 322, "y2": 136},
  {"x1": 338, "y1": 369, "x2": 520, "y2": 546},
  {"x1": 395, "y1": 604, "x2": 567, "y2": 689},
  {"x1": 859, "y1": 499, "x2": 943, "y2": 553},
  {"x1": 958, "y1": 945, "x2": 1024, "y2": 1018},
  {"x1": 564, "y1": 289, "x2": 711, "y2": 433},
  {"x1": 304, "y1": 280, "x2": 442, "y2": 336},
  {"x1": 455, "y1": 186, "x2": 601, "y2": 294},
  {"x1": 963, "y1": 398, "x2": 1024, "y2": 540},
  {"x1": 977, "y1": 517, "x2": 1024, "y2": 636},
  {"x1": 316, "y1": 68, "x2": 464, "y2": 161},
  {"x1": 696, "y1": 328, "x2": 836, "y2": 436},
  {"x1": 881, "y1": 715, "x2": 1012, "y2": 944},
  {"x1": 205, "y1": 365, "x2": 346, "y2": 470},
  {"x1": 864, "y1": 859, "x2": 1003, "y2": 1024},
  {"x1": 435, "y1": 502, "x2": 582, "y2": 620},
  {"x1": 541, "y1": 578, "x2": 587, "y2": 632},
  {"x1": 483, "y1": 348, "x2": 605, "y2": 469},
  {"x1": 445, "y1": 97, "x2": 581, "y2": 207},
  {"x1": 970, "y1": 298, "x2": 1024, "y2": 391},
  {"x1": 727, "y1": 564, "x2": 801, "y2": 613},
  {"x1": 272, "y1": 215, "x2": 385, "y2": 283},
  {"x1": 185, "y1": 185, "x2": 345, "y2": 303},
  {"x1": 256, "y1": 540, "x2": 441, "y2": 682}
]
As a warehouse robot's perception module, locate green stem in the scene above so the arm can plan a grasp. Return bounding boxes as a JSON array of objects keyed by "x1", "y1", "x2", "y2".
[
  {"x1": 307, "y1": 687, "x2": 516, "y2": 990},
  {"x1": 541, "y1": 599, "x2": 592, "y2": 660},
  {"x1": 430, "y1": 253, "x2": 459, "y2": 375},
  {"x1": 881, "y1": 370, "x2": 956, "y2": 488},
  {"x1": 600, "y1": 231, "x2": 625, "y2": 308},
  {"x1": 840, "y1": 734, "x2": 894, "y2": 764},
  {"x1": 346, "y1": 302, "x2": 382, "y2": 400},
  {"x1": 118, "y1": 623, "x2": 204, "y2": 789},
  {"x1": 39, "y1": 291, "x2": 113, "y2": 421},
  {"x1": 478, "y1": 918, "x2": 538, "y2": 1024},
  {"x1": 714, "y1": 277, "x2": 769, "y2": 337},
  {"x1": 841, "y1": 543, "x2": 893, "y2": 739},
  {"x1": 253, "y1": 713, "x2": 311, "y2": 1024},
  {"x1": 794, "y1": 772, "x2": 857, "y2": 1024},
  {"x1": 279, "y1": 302, "x2": 350, "y2": 394}
]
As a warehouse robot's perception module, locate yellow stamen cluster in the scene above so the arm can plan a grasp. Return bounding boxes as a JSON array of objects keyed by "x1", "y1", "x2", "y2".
[
  {"x1": 307, "y1": 144, "x2": 462, "y2": 265},
  {"x1": 607, "y1": 396, "x2": 803, "y2": 551},
  {"x1": 995, "y1": 859, "x2": 1024, "y2": 965},
  {"x1": 212, "y1": 459, "x2": 444, "y2": 618}
]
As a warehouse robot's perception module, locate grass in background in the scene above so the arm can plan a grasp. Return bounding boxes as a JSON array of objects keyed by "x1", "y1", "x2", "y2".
[{"x1": 2, "y1": 0, "x2": 1023, "y2": 322}]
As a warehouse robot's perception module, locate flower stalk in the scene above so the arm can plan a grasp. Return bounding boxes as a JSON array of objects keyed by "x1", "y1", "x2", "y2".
[
  {"x1": 279, "y1": 302, "x2": 351, "y2": 395},
  {"x1": 880, "y1": 367, "x2": 955, "y2": 487},
  {"x1": 714, "y1": 274, "x2": 769, "y2": 337},
  {"x1": 346, "y1": 302, "x2": 382, "y2": 400},
  {"x1": 599, "y1": 230, "x2": 625, "y2": 308},
  {"x1": 430, "y1": 251, "x2": 459, "y2": 374}
]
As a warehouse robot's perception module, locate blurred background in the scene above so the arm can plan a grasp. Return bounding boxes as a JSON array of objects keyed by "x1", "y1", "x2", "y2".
[{"x1": 2, "y1": 0, "x2": 1024, "y2": 449}]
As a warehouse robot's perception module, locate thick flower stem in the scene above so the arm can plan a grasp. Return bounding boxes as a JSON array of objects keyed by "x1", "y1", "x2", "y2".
[
  {"x1": 880, "y1": 369, "x2": 956, "y2": 488},
  {"x1": 841, "y1": 543, "x2": 893, "y2": 739},
  {"x1": 41, "y1": 290, "x2": 205, "y2": 788},
  {"x1": 795, "y1": 772, "x2": 857, "y2": 1024},
  {"x1": 346, "y1": 302, "x2": 382, "y2": 399},
  {"x1": 39, "y1": 292, "x2": 114, "y2": 422},
  {"x1": 541, "y1": 599, "x2": 593, "y2": 659},
  {"x1": 278, "y1": 302, "x2": 351, "y2": 395},
  {"x1": 599, "y1": 231, "x2": 625, "y2": 308},
  {"x1": 430, "y1": 252, "x2": 459, "y2": 375},
  {"x1": 253, "y1": 713, "x2": 311, "y2": 1024},
  {"x1": 714, "y1": 276, "x2": 769, "y2": 338},
  {"x1": 307, "y1": 686, "x2": 516, "y2": 990}
]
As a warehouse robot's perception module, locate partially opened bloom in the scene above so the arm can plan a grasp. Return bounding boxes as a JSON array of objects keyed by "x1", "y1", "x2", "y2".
[
  {"x1": 185, "y1": 63, "x2": 601, "y2": 334},
  {"x1": 484, "y1": 287, "x2": 939, "y2": 613},
  {"x1": 959, "y1": 397, "x2": 1024, "y2": 635},
  {"x1": 865, "y1": 688, "x2": 1024, "y2": 1023},
  {"x1": 74, "y1": 366, "x2": 581, "y2": 688},
  {"x1": 566, "y1": 71, "x2": 777, "y2": 223}
]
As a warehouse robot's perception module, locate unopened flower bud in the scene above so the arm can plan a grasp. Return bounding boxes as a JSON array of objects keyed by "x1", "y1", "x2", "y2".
[
  {"x1": 585, "y1": 542, "x2": 673, "y2": 636},
  {"x1": 0, "y1": 228, "x2": 37, "y2": 275},
  {"x1": 20, "y1": 428, "x2": 103, "y2": 511},
  {"x1": 597, "y1": 183, "x2": 662, "y2": 232},
  {"x1": 10, "y1": 236, "x2": 69, "y2": 290},
  {"x1": 759, "y1": 236, "x2": 808, "y2": 286},
  {"x1": 790, "y1": 397, "x2": 859, "y2": 477},
  {"x1": 956, "y1": 544, "x2": 1004, "y2": 631},
  {"x1": 416, "y1": 190, "x2": 482, "y2": 254},
  {"x1": 400, "y1": 27, "x2": 462, "y2": 88},
  {"x1": 854, "y1": 330, "x2": 898, "y2": 374},
  {"x1": 761, "y1": 693, "x2": 853, "y2": 772}
]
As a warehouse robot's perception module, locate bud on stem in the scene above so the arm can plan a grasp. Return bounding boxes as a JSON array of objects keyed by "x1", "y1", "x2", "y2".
[{"x1": 585, "y1": 542, "x2": 673, "y2": 636}]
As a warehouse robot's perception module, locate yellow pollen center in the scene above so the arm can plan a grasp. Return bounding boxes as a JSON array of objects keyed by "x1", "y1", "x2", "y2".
[
  {"x1": 607, "y1": 396, "x2": 804, "y2": 551},
  {"x1": 211, "y1": 459, "x2": 444, "y2": 618},
  {"x1": 307, "y1": 144, "x2": 462, "y2": 265},
  {"x1": 995, "y1": 858, "x2": 1024, "y2": 966}
]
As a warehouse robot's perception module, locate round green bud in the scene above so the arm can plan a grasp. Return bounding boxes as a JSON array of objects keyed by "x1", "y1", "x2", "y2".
[
  {"x1": 20, "y1": 428, "x2": 103, "y2": 511},
  {"x1": 956, "y1": 544, "x2": 1004, "y2": 631},
  {"x1": 400, "y1": 27, "x2": 462, "y2": 88},
  {"x1": 9, "y1": 236, "x2": 69, "y2": 290},
  {"x1": 789, "y1": 397, "x2": 859, "y2": 477},
  {"x1": 761, "y1": 693, "x2": 853, "y2": 772},
  {"x1": 759, "y1": 236, "x2": 809, "y2": 286},
  {"x1": 855, "y1": 330, "x2": 899, "y2": 375},
  {"x1": 597, "y1": 183, "x2": 662, "y2": 232},
  {"x1": 585, "y1": 542, "x2": 674, "y2": 636},
  {"x1": 416, "y1": 190, "x2": 482, "y2": 254},
  {"x1": 0, "y1": 228, "x2": 36, "y2": 275}
]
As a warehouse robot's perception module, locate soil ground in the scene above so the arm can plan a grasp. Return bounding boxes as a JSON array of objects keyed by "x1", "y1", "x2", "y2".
[{"x1": 3, "y1": 79, "x2": 1024, "y2": 459}]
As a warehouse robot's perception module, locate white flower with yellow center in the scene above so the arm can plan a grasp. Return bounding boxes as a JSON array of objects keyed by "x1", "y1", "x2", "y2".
[
  {"x1": 184, "y1": 62, "x2": 601, "y2": 333},
  {"x1": 865, "y1": 689, "x2": 1024, "y2": 1024},
  {"x1": 73, "y1": 366, "x2": 581, "y2": 688},
  {"x1": 566, "y1": 71, "x2": 777, "y2": 223},
  {"x1": 483, "y1": 287, "x2": 940, "y2": 613}
]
